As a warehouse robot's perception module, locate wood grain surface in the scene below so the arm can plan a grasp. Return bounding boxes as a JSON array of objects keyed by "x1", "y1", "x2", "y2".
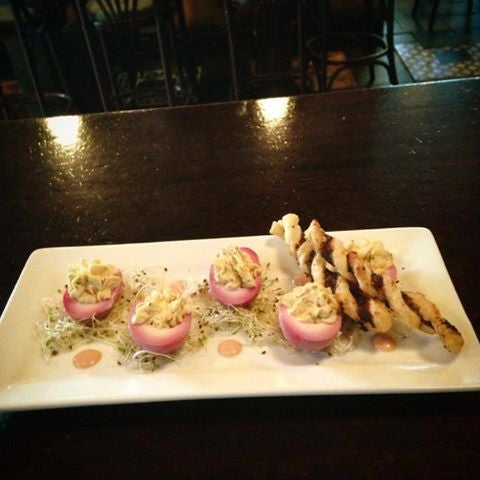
[{"x1": 0, "y1": 78, "x2": 479, "y2": 479}]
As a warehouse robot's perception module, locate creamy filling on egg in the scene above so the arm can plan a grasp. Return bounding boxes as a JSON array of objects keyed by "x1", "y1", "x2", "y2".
[
  {"x1": 281, "y1": 283, "x2": 338, "y2": 324},
  {"x1": 68, "y1": 259, "x2": 121, "y2": 303},
  {"x1": 131, "y1": 288, "x2": 189, "y2": 328},
  {"x1": 347, "y1": 239, "x2": 394, "y2": 273},
  {"x1": 213, "y1": 246, "x2": 260, "y2": 290}
]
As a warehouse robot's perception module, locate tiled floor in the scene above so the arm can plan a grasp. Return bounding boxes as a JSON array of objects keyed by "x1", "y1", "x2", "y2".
[
  {"x1": 396, "y1": 0, "x2": 480, "y2": 47},
  {"x1": 355, "y1": 0, "x2": 480, "y2": 87}
]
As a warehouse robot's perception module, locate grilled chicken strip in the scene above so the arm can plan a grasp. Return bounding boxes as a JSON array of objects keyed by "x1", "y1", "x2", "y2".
[
  {"x1": 270, "y1": 213, "x2": 303, "y2": 256},
  {"x1": 382, "y1": 274, "x2": 421, "y2": 330},
  {"x1": 329, "y1": 237, "x2": 354, "y2": 282},
  {"x1": 402, "y1": 291, "x2": 464, "y2": 354},
  {"x1": 347, "y1": 252, "x2": 379, "y2": 299},
  {"x1": 335, "y1": 276, "x2": 392, "y2": 332},
  {"x1": 270, "y1": 215, "x2": 394, "y2": 333},
  {"x1": 270, "y1": 214, "x2": 464, "y2": 353}
]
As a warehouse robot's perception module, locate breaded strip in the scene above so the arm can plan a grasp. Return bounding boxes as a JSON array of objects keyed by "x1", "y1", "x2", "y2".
[
  {"x1": 271, "y1": 216, "x2": 395, "y2": 333},
  {"x1": 297, "y1": 241, "x2": 315, "y2": 274},
  {"x1": 329, "y1": 237, "x2": 355, "y2": 282},
  {"x1": 304, "y1": 220, "x2": 327, "y2": 252},
  {"x1": 347, "y1": 252, "x2": 378, "y2": 298},
  {"x1": 403, "y1": 291, "x2": 464, "y2": 354},
  {"x1": 381, "y1": 274, "x2": 421, "y2": 330},
  {"x1": 311, "y1": 254, "x2": 326, "y2": 286},
  {"x1": 270, "y1": 213, "x2": 464, "y2": 353},
  {"x1": 366, "y1": 298, "x2": 394, "y2": 333},
  {"x1": 335, "y1": 276, "x2": 359, "y2": 321},
  {"x1": 270, "y1": 213, "x2": 302, "y2": 256}
]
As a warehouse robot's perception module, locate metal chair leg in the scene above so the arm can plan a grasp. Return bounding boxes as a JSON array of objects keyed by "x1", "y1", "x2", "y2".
[
  {"x1": 9, "y1": 0, "x2": 46, "y2": 116},
  {"x1": 297, "y1": 0, "x2": 305, "y2": 94},
  {"x1": 96, "y1": 26, "x2": 121, "y2": 110},
  {"x1": 223, "y1": 0, "x2": 239, "y2": 101},
  {"x1": 365, "y1": 0, "x2": 376, "y2": 86},
  {"x1": 429, "y1": 0, "x2": 441, "y2": 32},
  {"x1": 319, "y1": 0, "x2": 328, "y2": 91},
  {"x1": 412, "y1": 0, "x2": 420, "y2": 17},
  {"x1": 386, "y1": 0, "x2": 398, "y2": 84},
  {"x1": 166, "y1": 17, "x2": 187, "y2": 101},
  {"x1": 175, "y1": 0, "x2": 199, "y2": 102},
  {"x1": 153, "y1": 1, "x2": 174, "y2": 106},
  {"x1": 75, "y1": 0, "x2": 108, "y2": 111},
  {"x1": 43, "y1": 31, "x2": 72, "y2": 104}
]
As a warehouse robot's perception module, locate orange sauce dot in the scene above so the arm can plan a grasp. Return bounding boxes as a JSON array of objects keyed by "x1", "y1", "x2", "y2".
[
  {"x1": 170, "y1": 280, "x2": 187, "y2": 294},
  {"x1": 217, "y1": 339, "x2": 243, "y2": 357},
  {"x1": 73, "y1": 349, "x2": 102, "y2": 369},
  {"x1": 292, "y1": 272, "x2": 311, "y2": 287},
  {"x1": 372, "y1": 333, "x2": 397, "y2": 352}
]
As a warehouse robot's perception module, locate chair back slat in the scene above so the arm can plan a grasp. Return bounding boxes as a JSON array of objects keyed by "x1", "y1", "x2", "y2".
[
  {"x1": 93, "y1": 0, "x2": 142, "y2": 22},
  {"x1": 112, "y1": 0, "x2": 123, "y2": 16},
  {"x1": 96, "y1": 0, "x2": 114, "y2": 22},
  {"x1": 102, "y1": 0, "x2": 116, "y2": 16}
]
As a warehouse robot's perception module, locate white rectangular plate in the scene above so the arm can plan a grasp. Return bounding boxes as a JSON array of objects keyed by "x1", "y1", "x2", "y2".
[{"x1": 1, "y1": 228, "x2": 479, "y2": 411}]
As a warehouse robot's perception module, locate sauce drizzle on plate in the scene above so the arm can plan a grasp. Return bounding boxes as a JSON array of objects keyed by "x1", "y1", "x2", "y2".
[
  {"x1": 73, "y1": 349, "x2": 102, "y2": 369},
  {"x1": 372, "y1": 333, "x2": 397, "y2": 352},
  {"x1": 218, "y1": 339, "x2": 243, "y2": 357}
]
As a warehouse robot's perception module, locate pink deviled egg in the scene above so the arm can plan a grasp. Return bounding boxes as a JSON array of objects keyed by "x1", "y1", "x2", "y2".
[
  {"x1": 278, "y1": 283, "x2": 341, "y2": 351},
  {"x1": 63, "y1": 259, "x2": 123, "y2": 322},
  {"x1": 128, "y1": 287, "x2": 191, "y2": 354},
  {"x1": 209, "y1": 246, "x2": 262, "y2": 307}
]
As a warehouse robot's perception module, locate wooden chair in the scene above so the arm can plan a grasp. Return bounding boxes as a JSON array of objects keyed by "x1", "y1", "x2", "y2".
[
  {"x1": 7, "y1": 0, "x2": 73, "y2": 117},
  {"x1": 306, "y1": 0, "x2": 398, "y2": 91},
  {"x1": 74, "y1": 0, "x2": 198, "y2": 110},
  {"x1": 223, "y1": 0, "x2": 308, "y2": 100}
]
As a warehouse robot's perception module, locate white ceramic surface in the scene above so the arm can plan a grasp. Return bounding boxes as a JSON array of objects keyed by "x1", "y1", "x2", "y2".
[{"x1": 1, "y1": 228, "x2": 479, "y2": 411}]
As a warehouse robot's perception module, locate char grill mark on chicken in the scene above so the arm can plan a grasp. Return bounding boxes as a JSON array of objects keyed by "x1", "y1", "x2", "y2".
[
  {"x1": 270, "y1": 214, "x2": 394, "y2": 333},
  {"x1": 402, "y1": 291, "x2": 464, "y2": 354},
  {"x1": 270, "y1": 214, "x2": 464, "y2": 353},
  {"x1": 347, "y1": 251, "x2": 378, "y2": 299}
]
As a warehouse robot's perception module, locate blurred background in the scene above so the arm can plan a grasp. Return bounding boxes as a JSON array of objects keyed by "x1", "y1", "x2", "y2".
[{"x1": 0, "y1": 0, "x2": 478, "y2": 119}]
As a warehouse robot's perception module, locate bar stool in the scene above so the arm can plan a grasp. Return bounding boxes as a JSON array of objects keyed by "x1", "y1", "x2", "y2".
[
  {"x1": 306, "y1": 0, "x2": 398, "y2": 91},
  {"x1": 74, "y1": 0, "x2": 199, "y2": 111},
  {"x1": 7, "y1": 0, "x2": 73, "y2": 117},
  {"x1": 223, "y1": 0, "x2": 308, "y2": 100}
]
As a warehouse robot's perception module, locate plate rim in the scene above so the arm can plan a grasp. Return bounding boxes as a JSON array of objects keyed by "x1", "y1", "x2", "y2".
[{"x1": 1, "y1": 226, "x2": 479, "y2": 411}]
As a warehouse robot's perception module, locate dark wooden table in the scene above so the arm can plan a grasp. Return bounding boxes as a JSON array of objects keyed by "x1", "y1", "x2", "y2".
[{"x1": 1, "y1": 78, "x2": 479, "y2": 479}]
